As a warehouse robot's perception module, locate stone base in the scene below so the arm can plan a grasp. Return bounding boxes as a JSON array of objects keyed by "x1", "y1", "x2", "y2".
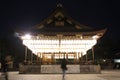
[{"x1": 19, "y1": 64, "x2": 101, "y2": 74}]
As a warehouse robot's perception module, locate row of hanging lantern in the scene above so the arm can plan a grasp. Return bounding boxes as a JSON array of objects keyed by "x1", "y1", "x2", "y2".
[{"x1": 22, "y1": 37, "x2": 97, "y2": 55}]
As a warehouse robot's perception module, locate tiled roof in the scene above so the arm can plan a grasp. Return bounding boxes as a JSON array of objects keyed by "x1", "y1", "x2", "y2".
[{"x1": 31, "y1": 4, "x2": 106, "y2": 35}]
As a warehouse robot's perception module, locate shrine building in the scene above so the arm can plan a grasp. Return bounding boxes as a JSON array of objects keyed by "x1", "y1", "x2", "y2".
[{"x1": 20, "y1": 4, "x2": 106, "y2": 65}]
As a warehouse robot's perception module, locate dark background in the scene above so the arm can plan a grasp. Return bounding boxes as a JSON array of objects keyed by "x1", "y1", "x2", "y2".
[
  {"x1": 0, "y1": 0, "x2": 120, "y2": 64},
  {"x1": 0, "y1": 0, "x2": 120, "y2": 40}
]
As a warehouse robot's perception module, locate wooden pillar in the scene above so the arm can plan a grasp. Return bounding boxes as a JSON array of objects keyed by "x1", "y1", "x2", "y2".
[
  {"x1": 42, "y1": 53, "x2": 45, "y2": 64},
  {"x1": 53, "y1": 53, "x2": 55, "y2": 64},
  {"x1": 39, "y1": 53, "x2": 41, "y2": 64},
  {"x1": 74, "y1": 53, "x2": 76, "y2": 64},
  {"x1": 31, "y1": 52, "x2": 33, "y2": 63},
  {"x1": 81, "y1": 52, "x2": 84, "y2": 64},
  {"x1": 78, "y1": 52, "x2": 80, "y2": 63},
  {"x1": 41, "y1": 53, "x2": 43, "y2": 64},
  {"x1": 64, "y1": 52, "x2": 65, "y2": 59},
  {"x1": 59, "y1": 52, "x2": 60, "y2": 59},
  {"x1": 25, "y1": 46, "x2": 27, "y2": 61},
  {"x1": 37, "y1": 53, "x2": 39, "y2": 62},
  {"x1": 66, "y1": 52, "x2": 68, "y2": 60},
  {"x1": 75, "y1": 53, "x2": 77, "y2": 64},
  {"x1": 81, "y1": 53, "x2": 83, "y2": 61},
  {"x1": 92, "y1": 47, "x2": 94, "y2": 63},
  {"x1": 76, "y1": 52, "x2": 79, "y2": 63},
  {"x1": 51, "y1": 53, "x2": 54, "y2": 64},
  {"x1": 86, "y1": 52, "x2": 88, "y2": 62}
]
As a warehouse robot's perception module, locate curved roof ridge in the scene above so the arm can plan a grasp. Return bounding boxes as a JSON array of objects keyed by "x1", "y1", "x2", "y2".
[
  {"x1": 35, "y1": 6, "x2": 92, "y2": 29},
  {"x1": 32, "y1": 5, "x2": 106, "y2": 34}
]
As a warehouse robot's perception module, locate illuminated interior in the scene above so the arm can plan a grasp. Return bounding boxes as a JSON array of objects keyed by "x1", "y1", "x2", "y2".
[{"x1": 21, "y1": 34, "x2": 97, "y2": 59}]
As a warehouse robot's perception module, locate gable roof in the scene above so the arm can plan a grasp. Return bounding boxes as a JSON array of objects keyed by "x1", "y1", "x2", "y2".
[{"x1": 30, "y1": 4, "x2": 106, "y2": 36}]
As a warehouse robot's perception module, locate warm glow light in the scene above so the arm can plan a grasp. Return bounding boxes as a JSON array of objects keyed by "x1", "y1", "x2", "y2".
[
  {"x1": 21, "y1": 36, "x2": 97, "y2": 59},
  {"x1": 114, "y1": 59, "x2": 120, "y2": 63},
  {"x1": 92, "y1": 35, "x2": 99, "y2": 39},
  {"x1": 22, "y1": 34, "x2": 31, "y2": 39},
  {"x1": 22, "y1": 39, "x2": 96, "y2": 53}
]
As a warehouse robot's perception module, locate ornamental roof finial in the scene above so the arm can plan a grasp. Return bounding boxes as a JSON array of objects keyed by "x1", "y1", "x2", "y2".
[{"x1": 57, "y1": 3, "x2": 63, "y2": 7}]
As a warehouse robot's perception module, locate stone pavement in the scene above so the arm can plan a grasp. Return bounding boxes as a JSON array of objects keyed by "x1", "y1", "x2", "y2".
[{"x1": 0, "y1": 70, "x2": 120, "y2": 80}]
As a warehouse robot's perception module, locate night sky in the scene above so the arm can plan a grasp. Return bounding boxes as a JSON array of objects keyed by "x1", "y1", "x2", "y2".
[{"x1": 0, "y1": 0, "x2": 120, "y2": 41}]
